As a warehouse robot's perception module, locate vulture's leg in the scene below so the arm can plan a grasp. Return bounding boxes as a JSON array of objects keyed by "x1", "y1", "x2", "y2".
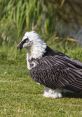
[{"x1": 43, "y1": 87, "x2": 62, "y2": 98}]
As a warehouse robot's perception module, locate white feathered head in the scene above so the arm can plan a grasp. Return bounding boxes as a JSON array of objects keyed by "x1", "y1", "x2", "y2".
[{"x1": 17, "y1": 31, "x2": 47, "y2": 58}]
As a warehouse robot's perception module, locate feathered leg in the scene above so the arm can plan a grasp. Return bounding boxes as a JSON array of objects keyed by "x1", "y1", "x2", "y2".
[{"x1": 43, "y1": 87, "x2": 62, "y2": 98}]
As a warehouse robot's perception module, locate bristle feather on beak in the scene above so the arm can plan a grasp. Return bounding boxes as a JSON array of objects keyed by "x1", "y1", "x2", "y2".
[{"x1": 17, "y1": 42, "x2": 23, "y2": 50}]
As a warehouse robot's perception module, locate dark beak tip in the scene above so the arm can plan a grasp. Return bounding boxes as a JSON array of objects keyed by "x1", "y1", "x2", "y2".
[
  {"x1": 17, "y1": 40, "x2": 23, "y2": 50},
  {"x1": 17, "y1": 44, "x2": 22, "y2": 50},
  {"x1": 17, "y1": 45, "x2": 20, "y2": 49}
]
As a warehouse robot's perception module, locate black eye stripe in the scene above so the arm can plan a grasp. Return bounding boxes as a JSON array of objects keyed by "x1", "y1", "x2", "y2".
[{"x1": 22, "y1": 38, "x2": 29, "y2": 44}]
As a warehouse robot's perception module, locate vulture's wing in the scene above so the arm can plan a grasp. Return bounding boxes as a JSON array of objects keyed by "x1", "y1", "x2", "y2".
[{"x1": 30, "y1": 55, "x2": 82, "y2": 93}]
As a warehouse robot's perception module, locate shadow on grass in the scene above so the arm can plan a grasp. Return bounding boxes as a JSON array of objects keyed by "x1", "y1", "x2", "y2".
[{"x1": 63, "y1": 92, "x2": 82, "y2": 98}]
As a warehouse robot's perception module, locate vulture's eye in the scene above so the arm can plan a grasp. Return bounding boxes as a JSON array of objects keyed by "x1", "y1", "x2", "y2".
[{"x1": 22, "y1": 38, "x2": 29, "y2": 44}]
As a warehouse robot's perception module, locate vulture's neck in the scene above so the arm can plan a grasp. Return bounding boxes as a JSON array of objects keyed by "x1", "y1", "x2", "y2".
[{"x1": 27, "y1": 41, "x2": 47, "y2": 59}]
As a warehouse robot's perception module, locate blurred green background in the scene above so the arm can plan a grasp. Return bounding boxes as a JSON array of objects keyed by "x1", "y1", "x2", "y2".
[
  {"x1": 0, "y1": 0, "x2": 82, "y2": 45},
  {"x1": 0, "y1": 0, "x2": 82, "y2": 62}
]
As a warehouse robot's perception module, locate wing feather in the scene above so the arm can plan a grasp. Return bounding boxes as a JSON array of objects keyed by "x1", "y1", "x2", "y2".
[{"x1": 30, "y1": 55, "x2": 82, "y2": 92}]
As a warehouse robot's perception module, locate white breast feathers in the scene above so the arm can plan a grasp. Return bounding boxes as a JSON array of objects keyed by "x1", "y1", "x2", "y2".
[{"x1": 26, "y1": 54, "x2": 37, "y2": 70}]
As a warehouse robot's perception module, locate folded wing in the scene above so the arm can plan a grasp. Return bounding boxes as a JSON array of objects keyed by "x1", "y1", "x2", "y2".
[{"x1": 30, "y1": 55, "x2": 82, "y2": 93}]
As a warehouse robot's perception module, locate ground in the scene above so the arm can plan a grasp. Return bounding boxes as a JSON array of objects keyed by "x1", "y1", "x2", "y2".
[{"x1": 0, "y1": 52, "x2": 82, "y2": 117}]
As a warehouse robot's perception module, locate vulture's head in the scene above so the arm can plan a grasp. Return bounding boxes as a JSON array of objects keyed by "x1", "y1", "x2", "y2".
[{"x1": 17, "y1": 31, "x2": 47, "y2": 58}]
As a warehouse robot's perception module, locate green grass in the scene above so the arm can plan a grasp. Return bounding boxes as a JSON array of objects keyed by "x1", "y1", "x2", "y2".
[{"x1": 0, "y1": 46, "x2": 82, "y2": 117}]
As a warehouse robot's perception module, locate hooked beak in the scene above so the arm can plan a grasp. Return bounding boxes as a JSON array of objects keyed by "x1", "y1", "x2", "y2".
[{"x1": 17, "y1": 41, "x2": 23, "y2": 50}]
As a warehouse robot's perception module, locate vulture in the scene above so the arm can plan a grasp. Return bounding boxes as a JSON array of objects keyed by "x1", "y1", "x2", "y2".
[{"x1": 17, "y1": 31, "x2": 82, "y2": 98}]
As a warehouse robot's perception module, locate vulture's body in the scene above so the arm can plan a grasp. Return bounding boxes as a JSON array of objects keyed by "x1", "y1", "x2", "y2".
[
  {"x1": 30, "y1": 46, "x2": 82, "y2": 93},
  {"x1": 17, "y1": 31, "x2": 82, "y2": 98}
]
